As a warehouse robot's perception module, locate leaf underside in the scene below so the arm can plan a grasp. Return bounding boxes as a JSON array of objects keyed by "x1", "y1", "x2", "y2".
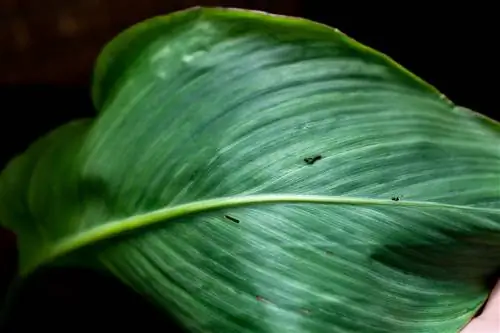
[{"x1": 1, "y1": 7, "x2": 500, "y2": 333}]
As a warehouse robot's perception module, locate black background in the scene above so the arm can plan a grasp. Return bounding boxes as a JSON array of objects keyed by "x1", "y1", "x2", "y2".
[{"x1": 0, "y1": 3, "x2": 498, "y2": 332}]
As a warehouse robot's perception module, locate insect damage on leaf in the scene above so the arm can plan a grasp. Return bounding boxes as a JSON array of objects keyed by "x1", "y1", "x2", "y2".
[
  {"x1": 255, "y1": 295, "x2": 272, "y2": 304},
  {"x1": 304, "y1": 155, "x2": 322, "y2": 165},
  {"x1": 224, "y1": 215, "x2": 240, "y2": 223}
]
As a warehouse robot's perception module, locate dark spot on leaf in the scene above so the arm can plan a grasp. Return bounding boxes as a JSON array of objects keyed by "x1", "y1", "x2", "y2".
[
  {"x1": 391, "y1": 196, "x2": 400, "y2": 201},
  {"x1": 256, "y1": 295, "x2": 270, "y2": 303},
  {"x1": 325, "y1": 250, "x2": 333, "y2": 255},
  {"x1": 189, "y1": 170, "x2": 199, "y2": 181},
  {"x1": 224, "y1": 215, "x2": 239, "y2": 223},
  {"x1": 304, "y1": 155, "x2": 322, "y2": 165}
]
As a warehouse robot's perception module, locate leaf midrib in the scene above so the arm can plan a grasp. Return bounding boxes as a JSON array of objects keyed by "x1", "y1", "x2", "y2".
[{"x1": 23, "y1": 194, "x2": 500, "y2": 276}]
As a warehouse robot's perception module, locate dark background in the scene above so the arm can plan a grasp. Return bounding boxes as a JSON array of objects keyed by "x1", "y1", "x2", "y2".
[{"x1": 0, "y1": 1, "x2": 497, "y2": 331}]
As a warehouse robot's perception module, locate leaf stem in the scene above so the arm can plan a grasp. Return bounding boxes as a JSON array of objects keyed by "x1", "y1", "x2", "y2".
[{"x1": 21, "y1": 194, "x2": 500, "y2": 276}]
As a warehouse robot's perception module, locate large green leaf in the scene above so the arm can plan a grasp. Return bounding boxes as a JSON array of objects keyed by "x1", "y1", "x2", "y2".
[{"x1": 1, "y1": 7, "x2": 499, "y2": 333}]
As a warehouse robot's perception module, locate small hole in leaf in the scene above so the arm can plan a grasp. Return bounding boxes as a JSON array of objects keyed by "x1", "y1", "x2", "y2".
[
  {"x1": 224, "y1": 215, "x2": 240, "y2": 223},
  {"x1": 304, "y1": 155, "x2": 322, "y2": 165},
  {"x1": 391, "y1": 196, "x2": 400, "y2": 201}
]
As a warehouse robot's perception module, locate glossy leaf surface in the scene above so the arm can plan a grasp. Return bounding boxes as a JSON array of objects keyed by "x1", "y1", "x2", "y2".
[{"x1": 1, "y1": 7, "x2": 500, "y2": 333}]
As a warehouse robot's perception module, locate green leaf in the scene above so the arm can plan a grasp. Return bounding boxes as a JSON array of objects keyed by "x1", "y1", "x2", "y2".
[{"x1": 1, "y1": 7, "x2": 500, "y2": 333}]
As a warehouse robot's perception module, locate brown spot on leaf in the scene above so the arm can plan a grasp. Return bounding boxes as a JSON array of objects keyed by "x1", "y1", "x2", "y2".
[{"x1": 256, "y1": 295, "x2": 271, "y2": 304}]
